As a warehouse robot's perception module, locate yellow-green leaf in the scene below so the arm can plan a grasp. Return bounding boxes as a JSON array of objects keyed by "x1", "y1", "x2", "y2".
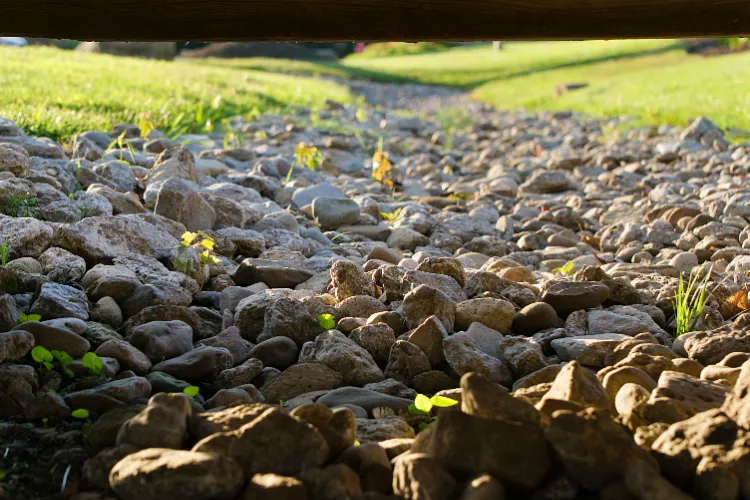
[
  {"x1": 181, "y1": 231, "x2": 198, "y2": 246},
  {"x1": 414, "y1": 394, "x2": 433, "y2": 413},
  {"x1": 71, "y1": 408, "x2": 89, "y2": 419},
  {"x1": 183, "y1": 386, "x2": 200, "y2": 398},
  {"x1": 430, "y1": 395, "x2": 458, "y2": 407}
]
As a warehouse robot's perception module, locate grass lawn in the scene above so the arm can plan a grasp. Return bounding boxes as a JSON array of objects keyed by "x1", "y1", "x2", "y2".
[
  {"x1": 472, "y1": 48, "x2": 750, "y2": 132},
  {"x1": 2, "y1": 40, "x2": 749, "y2": 140},
  {"x1": 0, "y1": 46, "x2": 352, "y2": 140},
  {"x1": 204, "y1": 39, "x2": 750, "y2": 131}
]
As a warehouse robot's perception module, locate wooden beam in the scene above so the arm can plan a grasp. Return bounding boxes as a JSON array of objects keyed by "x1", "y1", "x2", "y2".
[{"x1": 1, "y1": 0, "x2": 748, "y2": 41}]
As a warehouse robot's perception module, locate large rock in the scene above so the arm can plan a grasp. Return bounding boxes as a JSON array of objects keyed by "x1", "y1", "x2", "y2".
[
  {"x1": 0, "y1": 329, "x2": 34, "y2": 362},
  {"x1": 151, "y1": 346, "x2": 233, "y2": 382},
  {"x1": 0, "y1": 215, "x2": 54, "y2": 258},
  {"x1": 402, "y1": 285, "x2": 456, "y2": 332},
  {"x1": 116, "y1": 393, "x2": 192, "y2": 450},
  {"x1": 52, "y1": 215, "x2": 179, "y2": 263},
  {"x1": 412, "y1": 409, "x2": 551, "y2": 489},
  {"x1": 261, "y1": 363, "x2": 343, "y2": 403},
  {"x1": 30, "y1": 282, "x2": 89, "y2": 320},
  {"x1": 298, "y1": 330, "x2": 384, "y2": 386},
  {"x1": 109, "y1": 448, "x2": 244, "y2": 500},
  {"x1": 443, "y1": 332, "x2": 514, "y2": 388},
  {"x1": 192, "y1": 407, "x2": 329, "y2": 478},
  {"x1": 542, "y1": 280, "x2": 609, "y2": 316},
  {"x1": 154, "y1": 178, "x2": 216, "y2": 231},
  {"x1": 256, "y1": 297, "x2": 321, "y2": 348},
  {"x1": 312, "y1": 197, "x2": 360, "y2": 230},
  {"x1": 684, "y1": 314, "x2": 750, "y2": 365},
  {"x1": 13, "y1": 321, "x2": 90, "y2": 357},
  {"x1": 234, "y1": 259, "x2": 314, "y2": 288},
  {"x1": 455, "y1": 298, "x2": 515, "y2": 333}
]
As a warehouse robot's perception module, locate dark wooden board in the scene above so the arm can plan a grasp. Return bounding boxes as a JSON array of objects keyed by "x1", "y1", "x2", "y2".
[{"x1": 1, "y1": 0, "x2": 749, "y2": 41}]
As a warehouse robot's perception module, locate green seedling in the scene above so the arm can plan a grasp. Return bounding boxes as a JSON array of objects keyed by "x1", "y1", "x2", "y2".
[
  {"x1": 71, "y1": 408, "x2": 89, "y2": 419},
  {"x1": 0, "y1": 468, "x2": 5, "y2": 480},
  {"x1": 183, "y1": 386, "x2": 200, "y2": 398},
  {"x1": 380, "y1": 207, "x2": 403, "y2": 223},
  {"x1": 408, "y1": 393, "x2": 458, "y2": 431},
  {"x1": 31, "y1": 346, "x2": 54, "y2": 372},
  {"x1": 295, "y1": 142, "x2": 322, "y2": 171},
  {"x1": 82, "y1": 352, "x2": 104, "y2": 376},
  {"x1": 554, "y1": 261, "x2": 575, "y2": 276},
  {"x1": 51, "y1": 350, "x2": 74, "y2": 378},
  {"x1": 17, "y1": 313, "x2": 41, "y2": 324},
  {"x1": 0, "y1": 239, "x2": 11, "y2": 266},
  {"x1": 355, "y1": 108, "x2": 367, "y2": 123},
  {"x1": 317, "y1": 313, "x2": 336, "y2": 331},
  {"x1": 284, "y1": 164, "x2": 295, "y2": 186},
  {"x1": 6, "y1": 194, "x2": 39, "y2": 218},
  {"x1": 674, "y1": 267, "x2": 714, "y2": 337},
  {"x1": 176, "y1": 231, "x2": 220, "y2": 275}
]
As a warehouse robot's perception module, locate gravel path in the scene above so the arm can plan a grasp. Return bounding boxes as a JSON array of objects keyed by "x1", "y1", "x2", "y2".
[{"x1": 0, "y1": 80, "x2": 749, "y2": 500}]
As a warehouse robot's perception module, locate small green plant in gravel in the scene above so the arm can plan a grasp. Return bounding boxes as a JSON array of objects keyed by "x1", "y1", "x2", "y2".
[
  {"x1": 673, "y1": 268, "x2": 714, "y2": 337},
  {"x1": 6, "y1": 194, "x2": 39, "y2": 218},
  {"x1": 175, "y1": 231, "x2": 220, "y2": 274},
  {"x1": 317, "y1": 313, "x2": 336, "y2": 330},
  {"x1": 295, "y1": 142, "x2": 322, "y2": 171},
  {"x1": 31, "y1": 346, "x2": 54, "y2": 373},
  {"x1": 380, "y1": 207, "x2": 402, "y2": 223},
  {"x1": 554, "y1": 261, "x2": 575, "y2": 276},
  {"x1": 183, "y1": 386, "x2": 200, "y2": 398},
  {"x1": 18, "y1": 313, "x2": 41, "y2": 324},
  {"x1": 0, "y1": 239, "x2": 11, "y2": 266},
  {"x1": 408, "y1": 393, "x2": 458, "y2": 430},
  {"x1": 82, "y1": 352, "x2": 104, "y2": 376},
  {"x1": 51, "y1": 350, "x2": 74, "y2": 378}
]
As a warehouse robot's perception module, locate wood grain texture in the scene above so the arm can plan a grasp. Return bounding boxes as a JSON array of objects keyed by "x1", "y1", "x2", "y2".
[{"x1": 1, "y1": 0, "x2": 749, "y2": 41}]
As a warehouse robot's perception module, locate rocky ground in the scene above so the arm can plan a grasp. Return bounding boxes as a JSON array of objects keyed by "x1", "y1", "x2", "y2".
[{"x1": 1, "y1": 80, "x2": 750, "y2": 500}]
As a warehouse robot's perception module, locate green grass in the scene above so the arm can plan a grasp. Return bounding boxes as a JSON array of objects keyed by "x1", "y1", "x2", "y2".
[
  {"x1": 3, "y1": 40, "x2": 750, "y2": 140},
  {"x1": 0, "y1": 47, "x2": 352, "y2": 140},
  {"x1": 342, "y1": 40, "x2": 681, "y2": 88},
  {"x1": 473, "y1": 49, "x2": 750, "y2": 132}
]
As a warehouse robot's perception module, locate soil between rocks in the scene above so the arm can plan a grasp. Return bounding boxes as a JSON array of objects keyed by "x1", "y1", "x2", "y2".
[{"x1": 1, "y1": 80, "x2": 750, "y2": 500}]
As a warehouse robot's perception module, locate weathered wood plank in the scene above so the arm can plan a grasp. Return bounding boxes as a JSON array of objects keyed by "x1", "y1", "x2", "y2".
[{"x1": 1, "y1": 0, "x2": 749, "y2": 41}]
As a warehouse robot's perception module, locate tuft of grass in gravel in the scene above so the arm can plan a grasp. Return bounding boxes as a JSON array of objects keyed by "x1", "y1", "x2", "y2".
[{"x1": 0, "y1": 47, "x2": 352, "y2": 140}]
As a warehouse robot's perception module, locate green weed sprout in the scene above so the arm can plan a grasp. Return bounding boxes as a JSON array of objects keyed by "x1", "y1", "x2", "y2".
[
  {"x1": 183, "y1": 386, "x2": 200, "y2": 398},
  {"x1": 294, "y1": 142, "x2": 322, "y2": 171},
  {"x1": 408, "y1": 393, "x2": 458, "y2": 430},
  {"x1": 554, "y1": 261, "x2": 575, "y2": 276},
  {"x1": 31, "y1": 346, "x2": 54, "y2": 372},
  {"x1": 71, "y1": 409, "x2": 89, "y2": 419},
  {"x1": 380, "y1": 207, "x2": 403, "y2": 223},
  {"x1": 176, "y1": 231, "x2": 220, "y2": 274},
  {"x1": 51, "y1": 350, "x2": 74, "y2": 377},
  {"x1": 674, "y1": 267, "x2": 713, "y2": 337},
  {"x1": 17, "y1": 313, "x2": 41, "y2": 324},
  {"x1": 0, "y1": 239, "x2": 11, "y2": 266},
  {"x1": 6, "y1": 194, "x2": 39, "y2": 218},
  {"x1": 317, "y1": 313, "x2": 336, "y2": 330},
  {"x1": 82, "y1": 352, "x2": 104, "y2": 376}
]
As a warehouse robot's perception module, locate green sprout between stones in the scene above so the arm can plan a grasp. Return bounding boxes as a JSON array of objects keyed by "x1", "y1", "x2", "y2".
[
  {"x1": 71, "y1": 409, "x2": 89, "y2": 419},
  {"x1": 0, "y1": 239, "x2": 11, "y2": 266},
  {"x1": 175, "y1": 231, "x2": 220, "y2": 275},
  {"x1": 31, "y1": 346, "x2": 54, "y2": 373},
  {"x1": 673, "y1": 267, "x2": 714, "y2": 337},
  {"x1": 51, "y1": 350, "x2": 74, "y2": 378},
  {"x1": 17, "y1": 313, "x2": 41, "y2": 324},
  {"x1": 294, "y1": 142, "x2": 322, "y2": 171},
  {"x1": 554, "y1": 261, "x2": 575, "y2": 276},
  {"x1": 82, "y1": 352, "x2": 104, "y2": 376},
  {"x1": 380, "y1": 207, "x2": 403, "y2": 223},
  {"x1": 317, "y1": 313, "x2": 336, "y2": 331},
  {"x1": 6, "y1": 193, "x2": 39, "y2": 218},
  {"x1": 408, "y1": 393, "x2": 458, "y2": 431},
  {"x1": 183, "y1": 386, "x2": 200, "y2": 398}
]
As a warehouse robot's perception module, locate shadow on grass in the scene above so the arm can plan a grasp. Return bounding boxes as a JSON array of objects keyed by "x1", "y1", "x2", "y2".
[{"x1": 202, "y1": 41, "x2": 686, "y2": 91}]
